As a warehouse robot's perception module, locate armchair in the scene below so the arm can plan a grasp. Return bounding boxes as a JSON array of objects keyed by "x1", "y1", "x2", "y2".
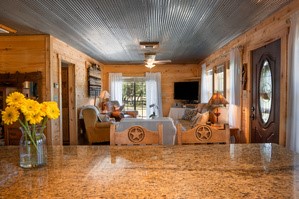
[{"x1": 82, "y1": 107, "x2": 111, "y2": 144}]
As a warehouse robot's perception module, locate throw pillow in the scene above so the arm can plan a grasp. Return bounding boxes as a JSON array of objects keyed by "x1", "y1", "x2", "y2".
[
  {"x1": 98, "y1": 114, "x2": 110, "y2": 122},
  {"x1": 193, "y1": 111, "x2": 209, "y2": 127},
  {"x1": 190, "y1": 112, "x2": 203, "y2": 128},
  {"x1": 201, "y1": 103, "x2": 211, "y2": 113},
  {"x1": 111, "y1": 110, "x2": 124, "y2": 118},
  {"x1": 119, "y1": 104, "x2": 125, "y2": 111},
  {"x1": 113, "y1": 104, "x2": 125, "y2": 111},
  {"x1": 182, "y1": 108, "x2": 197, "y2": 120},
  {"x1": 196, "y1": 103, "x2": 206, "y2": 113}
]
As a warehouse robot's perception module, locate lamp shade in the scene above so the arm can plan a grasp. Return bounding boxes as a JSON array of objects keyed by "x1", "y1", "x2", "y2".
[
  {"x1": 99, "y1": 90, "x2": 110, "y2": 99},
  {"x1": 208, "y1": 93, "x2": 228, "y2": 106}
]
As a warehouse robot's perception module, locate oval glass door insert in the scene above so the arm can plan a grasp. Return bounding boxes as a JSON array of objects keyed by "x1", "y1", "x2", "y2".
[{"x1": 259, "y1": 60, "x2": 272, "y2": 123}]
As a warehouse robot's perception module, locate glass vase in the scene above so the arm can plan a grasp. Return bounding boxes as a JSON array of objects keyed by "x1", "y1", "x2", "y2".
[{"x1": 19, "y1": 126, "x2": 47, "y2": 168}]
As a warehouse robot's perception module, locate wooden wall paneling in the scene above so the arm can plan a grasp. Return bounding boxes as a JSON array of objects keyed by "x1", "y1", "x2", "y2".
[
  {"x1": 51, "y1": 36, "x2": 101, "y2": 145},
  {"x1": 68, "y1": 64, "x2": 76, "y2": 145},
  {"x1": 199, "y1": 1, "x2": 298, "y2": 144},
  {"x1": 0, "y1": 35, "x2": 50, "y2": 144},
  {"x1": 45, "y1": 36, "x2": 54, "y2": 145},
  {"x1": 102, "y1": 64, "x2": 200, "y2": 116},
  {"x1": 279, "y1": 32, "x2": 288, "y2": 146}
]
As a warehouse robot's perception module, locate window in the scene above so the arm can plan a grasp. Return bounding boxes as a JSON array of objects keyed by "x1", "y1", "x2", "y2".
[
  {"x1": 122, "y1": 77, "x2": 146, "y2": 118},
  {"x1": 204, "y1": 62, "x2": 227, "y2": 101}
]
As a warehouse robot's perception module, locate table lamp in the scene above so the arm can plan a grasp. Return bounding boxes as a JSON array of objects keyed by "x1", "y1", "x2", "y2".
[
  {"x1": 99, "y1": 90, "x2": 110, "y2": 112},
  {"x1": 208, "y1": 93, "x2": 228, "y2": 124}
]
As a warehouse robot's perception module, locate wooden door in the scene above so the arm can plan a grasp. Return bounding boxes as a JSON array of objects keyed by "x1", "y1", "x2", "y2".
[
  {"x1": 62, "y1": 66, "x2": 70, "y2": 145},
  {"x1": 251, "y1": 39, "x2": 280, "y2": 143}
]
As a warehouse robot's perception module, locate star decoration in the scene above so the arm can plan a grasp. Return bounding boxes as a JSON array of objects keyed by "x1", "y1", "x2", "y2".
[
  {"x1": 196, "y1": 126, "x2": 212, "y2": 141},
  {"x1": 128, "y1": 127, "x2": 145, "y2": 143}
]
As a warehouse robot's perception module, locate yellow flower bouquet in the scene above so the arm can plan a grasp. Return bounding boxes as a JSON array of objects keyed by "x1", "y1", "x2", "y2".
[{"x1": 1, "y1": 91, "x2": 60, "y2": 168}]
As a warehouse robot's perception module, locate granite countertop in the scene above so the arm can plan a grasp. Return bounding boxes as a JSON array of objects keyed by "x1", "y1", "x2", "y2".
[{"x1": 1, "y1": 144, "x2": 299, "y2": 198}]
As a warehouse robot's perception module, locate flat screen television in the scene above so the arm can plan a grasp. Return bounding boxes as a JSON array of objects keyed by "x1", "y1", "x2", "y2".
[{"x1": 174, "y1": 81, "x2": 199, "y2": 101}]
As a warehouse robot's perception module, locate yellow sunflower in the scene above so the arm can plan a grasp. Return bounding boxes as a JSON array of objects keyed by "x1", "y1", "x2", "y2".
[
  {"x1": 42, "y1": 101, "x2": 60, "y2": 119},
  {"x1": 20, "y1": 99, "x2": 42, "y2": 116},
  {"x1": 1, "y1": 106, "x2": 20, "y2": 125},
  {"x1": 25, "y1": 112, "x2": 44, "y2": 125},
  {"x1": 40, "y1": 102, "x2": 48, "y2": 117},
  {"x1": 6, "y1": 92, "x2": 26, "y2": 109}
]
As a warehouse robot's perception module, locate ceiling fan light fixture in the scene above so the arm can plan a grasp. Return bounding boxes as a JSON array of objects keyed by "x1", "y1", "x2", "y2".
[{"x1": 145, "y1": 63, "x2": 155, "y2": 69}]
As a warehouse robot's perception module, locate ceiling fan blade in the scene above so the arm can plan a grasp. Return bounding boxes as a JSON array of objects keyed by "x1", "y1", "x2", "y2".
[{"x1": 153, "y1": 60, "x2": 172, "y2": 64}]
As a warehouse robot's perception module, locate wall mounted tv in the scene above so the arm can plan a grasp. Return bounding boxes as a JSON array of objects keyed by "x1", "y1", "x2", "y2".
[{"x1": 174, "y1": 81, "x2": 199, "y2": 101}]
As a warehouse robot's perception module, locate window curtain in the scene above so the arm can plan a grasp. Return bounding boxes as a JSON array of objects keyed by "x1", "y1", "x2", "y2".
[
  {"x1": 200, "y1": 63, "x2": 209, "y2": 103},
  {"x1": 206, "y1": 69, "x2": 213, "y2": 100},
  {"x1": 229, "y1": 47, "x2": 242, "y2": 129},
  {"x1": 109, "y1": 73, "x2": 123, "y2": 104},
  {"x1": 146, "y1": 72, "x2": 162, "y2": 118},
  {"x1": 286, "y1": 11, "x2": 299, "y2": 153}
]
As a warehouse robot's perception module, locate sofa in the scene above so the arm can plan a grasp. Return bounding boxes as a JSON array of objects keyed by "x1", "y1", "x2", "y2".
[{"x1": 175, "y1": 103, "x2": 229, "y2": 130}]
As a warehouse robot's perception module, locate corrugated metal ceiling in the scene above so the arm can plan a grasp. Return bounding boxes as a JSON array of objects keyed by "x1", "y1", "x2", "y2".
[{"x1": 0, "y1": 0, "x2": 293, "y2": 64}]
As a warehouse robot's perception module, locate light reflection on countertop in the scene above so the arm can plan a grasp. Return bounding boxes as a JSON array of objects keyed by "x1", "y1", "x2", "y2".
[{"x1": 1, "y1": 144, "x2": 299, "y2": 198}]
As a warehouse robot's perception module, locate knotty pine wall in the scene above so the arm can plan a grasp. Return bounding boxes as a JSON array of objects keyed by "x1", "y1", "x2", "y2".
[
  {"x1": 0, "y1": 35, "x2": 101, "y2": 145},
  {"x1": 0, "y1": 35, "x2": 51, "y2": 143},
  {"x1": 199, "y1": 0, "x2": 299, "y2": 144},
  {"x1": 50, "y1": 36, "x2": 101, "y2": 145},
  {"x1": 0, "y1": 35, "x2": 49, "y2": 99},
  {"x1": 101, "y1": 64, "x2": 200, "y2": 117}
]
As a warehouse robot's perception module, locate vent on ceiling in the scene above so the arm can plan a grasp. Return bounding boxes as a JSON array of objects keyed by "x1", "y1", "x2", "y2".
[{"x1": 140, "y1": 42, "x2": 159, "y2": 49}]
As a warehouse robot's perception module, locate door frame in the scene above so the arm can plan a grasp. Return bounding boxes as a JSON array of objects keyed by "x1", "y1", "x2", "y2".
[
  {"x1": 247, "y1": 34, "x2": 288, "y2": 145},
  {"x1": 58, "y1": 55, "x2": 77, "y2": 145}
]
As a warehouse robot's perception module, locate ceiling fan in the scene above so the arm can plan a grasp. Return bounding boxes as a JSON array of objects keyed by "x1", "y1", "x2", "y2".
[
  {"x1": 138, "y1": 42, "x2": 171, "y2": 68},
  {"x1": 144, "y1": 52, "x2": 171, "y2": 69}
]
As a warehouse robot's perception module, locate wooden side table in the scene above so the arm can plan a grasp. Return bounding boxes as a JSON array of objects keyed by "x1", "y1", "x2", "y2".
[{"x1": 230, "y1": 127, "x2": 240, "y2": 143}]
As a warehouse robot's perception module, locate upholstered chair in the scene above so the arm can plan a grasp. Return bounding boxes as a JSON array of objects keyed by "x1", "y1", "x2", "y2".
[
  {"x1": 110, "y1": 123, "x2": 163, "y2": 146},
  {"x1": 176, "y1": 123, "x2": 230, "y2": 145},
  {"x1": 82, "y1": 108, "x2": 111, "y2": 144}
]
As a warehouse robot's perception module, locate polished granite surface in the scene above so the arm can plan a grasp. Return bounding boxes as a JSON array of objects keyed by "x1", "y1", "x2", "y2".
[{"x1": 1, "y1": 144, "x2": 299, "y2": 198}]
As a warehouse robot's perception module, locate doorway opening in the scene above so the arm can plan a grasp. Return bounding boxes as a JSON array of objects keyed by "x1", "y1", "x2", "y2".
[{"x1": 61, "y1": 62, "x2": 76, "y2": 145}]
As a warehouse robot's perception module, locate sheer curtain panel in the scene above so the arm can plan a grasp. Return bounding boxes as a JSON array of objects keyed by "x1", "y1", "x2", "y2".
[
  {"x1": 146, "y1": 72, "x2": 163, "y2": 118},
  {"x1": 228, "y1": 47, "x2": 242, "y2": 129},
  {"x1": 109, "y1": 73, "x2": 123, "y2": 104},
  {"x1": 286, "y1": 11, "x2": 299, "y2": 153},
  {"x1": 200, "y1": 63, "x2": 209, "y2": 103}
]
